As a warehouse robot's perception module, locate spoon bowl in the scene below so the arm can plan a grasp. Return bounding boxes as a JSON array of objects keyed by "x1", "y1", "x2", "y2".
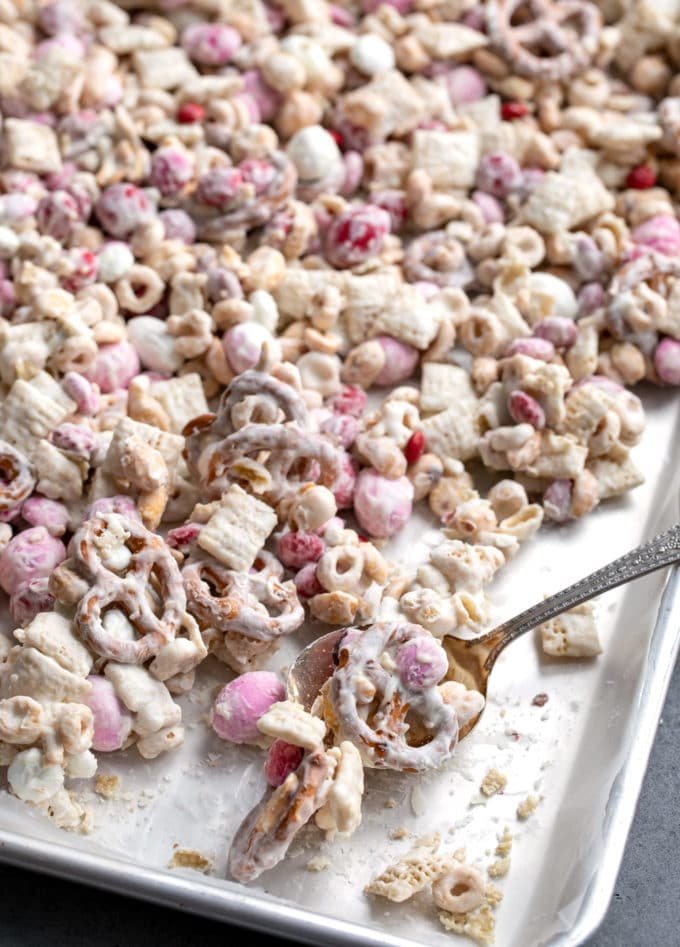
[{"x1": 288, "y1": 521, "x2": 680, "y2": 740}]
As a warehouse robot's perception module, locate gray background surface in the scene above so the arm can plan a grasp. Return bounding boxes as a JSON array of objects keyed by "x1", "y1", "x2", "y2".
[{"x1": 1, "y1": 656, "x2": 677, "y2": 947}]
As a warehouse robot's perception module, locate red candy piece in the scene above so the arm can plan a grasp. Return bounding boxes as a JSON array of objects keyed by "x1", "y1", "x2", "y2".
[
  {"x1": 501, "y1": 101, "x2": 528, "y2": 120},
  {"x1": 404, "y1": 430, "x2": 425, "y2": 464},
  {"x1": 626, "y1": 165, "x2": 657, "y2": 189},
  {"x1": 177, "y1": 102, "x2": 205, "y2": 124},
  {"x1": 277, "y1": 530, "x2": 325, "y2": 571}
]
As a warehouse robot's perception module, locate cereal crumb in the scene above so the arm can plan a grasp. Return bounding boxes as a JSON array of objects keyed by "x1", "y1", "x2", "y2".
[
  {"x1": 517, "y1": 795, "x2": 541, "y2": 821},
  {"x1": 168, "y1": 849, "x2": 213, "y2": 873},
  {"x1": 531, "y1": 693, "x2": 549, "y2": 707},
  {"x1": 94, "y1": 775, "x2": 120, "y2": 799},
  {"x1": 390, "y1": 826, "x2": 409, "y2": 840},
  {"x1": 306, "y1": 855, "x2": 330, "y2": 872},
  {"x1": 438, "y1": 884, "x2": 503, "y2": 944},
  {"x1": 495, "y1": 827, "x2": 513, "y2": 857},
  {"x1": 480, "y1": 769, "x2": 507, "y2": 797},
  {"x1": 487, "y1": 857, "x2": 510, "y2": 878},
  {"x1": 384, "y1": 798, "x2": 398, "y2": 809}
]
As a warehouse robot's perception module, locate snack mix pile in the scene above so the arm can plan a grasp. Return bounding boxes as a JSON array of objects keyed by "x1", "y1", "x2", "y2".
[{"x1": 0, "y1": 0, "x2": 676, "y2": 931}]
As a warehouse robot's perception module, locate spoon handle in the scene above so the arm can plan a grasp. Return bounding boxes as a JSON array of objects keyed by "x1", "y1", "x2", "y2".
[{"x1": 485, "y1": 521, "x2": 680, "y2": 652}]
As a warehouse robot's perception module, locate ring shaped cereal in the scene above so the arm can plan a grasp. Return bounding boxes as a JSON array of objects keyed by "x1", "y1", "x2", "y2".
[
  {"x1": 403, "y1": 233, "x2": 474, "y2": 289},
  {"x1": 215, "y1": 370, "x2": 309, "y2": 436},
  {"x1": 183, "y1": 560, "x2": 304, "y2": 641},
  {"x1": 0, "y1": 440, "x2": 35, "y2": 514},
  {"x1": 228, "y1": 748, "x2": 334, "y2": 882},
  {"x1": 326, "y1": 622, "x2": 458, "y2": 772},
  {"x1": 485, "y1": 0, "x2": 601, "y2": 81},
  {"x1": 73, "y1": 513, "x2": 185, "y2": 663},
  {"x1": 207, "y1": 424, "x2": 343, "y2": 499}
]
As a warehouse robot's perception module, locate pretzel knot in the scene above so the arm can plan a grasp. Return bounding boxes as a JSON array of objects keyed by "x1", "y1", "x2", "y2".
[
  {"x1": 183, "y1": 559, "x2": 304, "y2": 642},
  {"x1": 325, "y1": 622, "x2": 458, "y2": 773},
  {"x1": 203, "y1": 424, "x2": 343, "y2": 501},
  {"x1": 228, "y1": 748, "x2": 336, "y2": 882},
  {"x1": 486, "y1": 0, "x2": 602, "y2": 81},
  {"x1": 73, "y1": 513, "x2": 185, "y2": 663},
  {"x1": 0, "y1": 440, "x2": 36, "y2": 514}
]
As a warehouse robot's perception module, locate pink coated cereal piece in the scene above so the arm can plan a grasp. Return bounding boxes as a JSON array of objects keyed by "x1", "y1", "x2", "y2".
[
  {"x1": 35, "y1": 190, "x2": 81, "y2": 241},
  {"x1": 505, "y1": 337, "x2": 555, "y2": 361},
  {"x1": 569, "y1": 374, "x2": 623, "y2": 396},
  {"x1": 159, "y1": 208, "x2": 196, "y2": 243},
  {"x1": 277, "y1": 530, "x2": 325, "y2": 570},
  {"x1": 84, "y1": 341, "x2": 140, "y2": 393},
  {"x1": 632, "y1": 214, "x2": 680, "y2": 257},
  {"x1": 60, "y1": 247, "x2": 98, "y2": 293},
  {"x1": 333, "y1": 452, "x2": 358, "y2": 510},
  {"x1": 362, "y1": 0, "x2": 413, "y2": 12},
  {"x1": 51, "y1": 423, "x2": 97, "y2": 458},
  {"x1": 150, "y1": 147, "x2": 193, "y2": 197},
  {"x1": 206, "y1": 267, "x2": 243, "y2": 303},
  {"x1": 242, "y1": 69, "x2": 282, "y2": 123},
  {"x1": 330, "y1": 3, "x2": 355, "y2": 25},
  {"x1": 441, "y1": 66, "x2": 487, "y2": 105},
  {"x1": 294, "y1": 562, "x2": 324, "y2": 598},
  {"x1": 181, "y1": 22, "x2": 241, "y2": 66},
  {"x1": 0, "y1": 527, "x2": 66, "y2": 595},
  {"x1": 95, "y1": 183, "x2": 153, "y2": 238},
  {"x1": 331, "y1": 385, "x2": 367, "y2": 418},
  {"x1": 396, "y1": 636, "x2": 448, "y2": 690},
  {"x1": 324, "y1": 204, "x2": 391, "y2": 269},
  {"x1": 211, "y1": 672, "x2": 285, "y2": 744},
  {"x1": 471, "y1": 190, "x2": 505, "y2": 224},
  {"x1": 533, "y1": 317, "x2": 578, "y2": 348},
  {"x1": 508, "y1": 390, "x2": 546, "y2": 429},
  {"x1": 374, "y1": 335, "x2": 419, "y2": 386},
  {"x1": 353, "y1": 469, "x2": 414, "y2": 538},
  {"x1": 85, "y1": 675, "x2": 132, "y2": 752},
  {"x1": 45, "y1": 162, "x2": 77, "y2": 191},
  {"x1": 475, "y1": 153, "x2": 523, "y2": 199},
  {"x1": 85, "y1": 495, "x2": 140, "y2": 520},
  {"x1": 371, "y1": 190, "x2": 407, "y2": 232},
  {"x1": 573, "y1": 234, "x2": 604, "y2": 281},
  {"x1": 38, "y1": 0, "x2": 85, "y2": 35},
  {"x1": 321, "y1": 412, "x2": 358, "y2": 448},
  {"x1": 21, "y1": 496, "x2": 70, "y2": 537},
  {"x1": 239, "y1": 159, "x2": 276, "y2": 195},
  {"x1": 577, "y1": 282, "x2": 604, "y2": 316},
  {"x1": 196, "y1": 167, "x2": 244, "y2": 207},
  {"x1": 543, "y1": 479, "x2": 573, "y2": 523},
  {"x1": 167, "y1": 523, "x2": 202, "y2": 551},
  {"x1": 223, "y1": 322, "x2": 272, "y2": 374},
  {"x1": 0, "y1": 193, "x2": 37, "y2": 221},
  {"x1": 9, "y1": 578, "x2": 55, "y2": 626},
  {"x1": 264, "y1": 739, "x2": 304, "y2": 787},
  {"x1": 340, "y1": 152, "x2": 364, "y2": 197},
  {"x1": 654, "y1": 338, "x2": 680, "y2": 385},
  {"x1": 61, "y1": 372, "x2": 100, "y2": 416},
  {"x1": 35, "y1": 35, "x2": 85, "y2": 60}
]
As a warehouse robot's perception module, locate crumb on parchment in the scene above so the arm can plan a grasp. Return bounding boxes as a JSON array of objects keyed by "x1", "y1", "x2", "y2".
[
  {"x1": 488, "y1": 827, "x2": 513, "y2": 878},
  {"x1": 480, "y1": 769, "x2": 507, "y2": 797},
  {"x1": 306, "y1": 856, "x2": 330, "y2": 872},
  {"x1": 168, "y1": 849, "x2": 213, "y2": 873},
  {"x1": 438, "y1": 884, "x2": 503, "y2": 945},
  {"x1": 517, "y1": 795, "x2": 541, "y2": 820},
  {"x1": 94, "y1": 774, "x2": 120, "y2": 799}
]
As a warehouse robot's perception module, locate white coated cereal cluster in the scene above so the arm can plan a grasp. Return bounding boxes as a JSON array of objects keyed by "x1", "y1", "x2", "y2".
[{"x1": 0, "y1": 0, "x2": 674, "y2": 907}]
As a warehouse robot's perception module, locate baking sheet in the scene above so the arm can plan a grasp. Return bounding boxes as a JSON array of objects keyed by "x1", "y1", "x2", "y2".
[{"x1": 1, "y1": 386, "x2": 679, "y2": 947}]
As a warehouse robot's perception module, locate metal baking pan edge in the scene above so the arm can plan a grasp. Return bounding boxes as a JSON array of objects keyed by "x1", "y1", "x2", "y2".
[{"x1": 0, "y1": 575, "x2": 678, "y2": 947}]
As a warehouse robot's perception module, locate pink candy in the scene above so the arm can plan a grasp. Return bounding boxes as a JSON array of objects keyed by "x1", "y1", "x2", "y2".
[
  {"x1": 331, "y1": 384, "x2": 367, "y2": 418},
  {"x1": 181, "y1": 22, "x2": 241, "y2": 66},
  {"x1": 95, "y1": 183, "x2": 153, "y2": 238},
  {"x1": 440, "y1": 66, "x2": 486, "y2": 105},
  {"x1": 159, "y1": 208, "x2": 196, "y2": 243},
  {"x1": 353, "y1": 469, "x2": 414, "y2": 538},
  {"x1": 61, "y1": 371, "x2": 100, "y2": 416},
  {"x1": 396, "y1": 636, "x2": 448, "y2": 690},
  {"x1": 505, "y1": 337, "x2": 555, "y2": 361},
  {"x1": 373, "y1": 335, "x2": 419, "y2": 386},
  {"x1": 264, "y1": 739, "x2": 304, "y2": 787},
  {"x1": 654, "y1": 338, "x2": 680, "y2": 385},
  {"x1": 36, "y1": 190, "x2": 81, "y2": 241},
  {"x1": 21, "y1": 496, "x2": 70, "y2": 537},
  {"x1": 471, "y1": 190, "x2": 505, "y2": 224},
  {"x1": 508, "y1": 390, "x2": 546, "y2": 429},
  {"x1": 324, "y1": 204, "x2": 391, "y2": 269},
  {"x1": 149, "y1": 147, "x2": 193, "y2": 196},
  {"x1": 577, "y1": 281, "x2": 604, "y2": 315},
  {"x1": 533, "y1": 317, "x2": 578, "y2": 348},
  {"x1": 85, "y1": 676, "x2": 132, "y2": 752},
  {"x1": 241, "y1": 69, "x2": 282, "y2": 123},
  {"x1": 294, "y1": 562, "x2": 324, "y2": 598},
  {"x1": 277, "y1": 530, "x2": 324, "y2": 570},
  {"x1": 362, "y1": 0, "x2": 412, "y2": 12},
  {"x1": 9, "y1": 578, "x2": 55, "y2": 626},
  {"x1": 84, "y1": 341, "x2": 140, "y2": 393},
  {"x1": 543, "y1": 479, "x2": 573, "y2": 523},
  {"x1": 223, "y1": 322, "x2": 273, "y2": 374},
  {"x1": 211, "y1": 671, "x2": 285, "y2": 745},
  {"x1": 332, "y1": 451, "x2": 358, "y2": 510},
  {"x1": 196, "y1": 167, "x2": 244, "y2": 207},
  {"x1": 0, "y1": 527, "x2": 66, "y2": 595},
  {"x1": 167, "y1": 522, "x2": 202, "y2": 551},
  {"x1": 321, "y1": 412, "x2": 358, "y2": 448},
  {"x1": 475, "y1": 153, "x2": 523, "y2": 199},
  {"x1": 51, "y1": 422, "x2": 97, "y2": 458},
  {"x1": 631, "y1": 214, "x2": 680, "y2": 257},
  {"x1": 340, "y1": 151, "x2": 364, "y2": 197},
  {"x1": 85, "y1": 495, "x2": 139, "y2": 520}
]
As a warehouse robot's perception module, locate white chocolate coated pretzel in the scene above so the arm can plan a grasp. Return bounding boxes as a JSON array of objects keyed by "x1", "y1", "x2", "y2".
[{"x1": 0, "y1": 440, "x2": 35, "y2": 515}]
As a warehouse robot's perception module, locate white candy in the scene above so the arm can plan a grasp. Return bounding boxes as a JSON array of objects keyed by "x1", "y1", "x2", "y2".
[
  {"x1": 297, "y1": 351, "x2": 342, "y2": 397},
  {"x1": 350, "y1": 34, "x2": 395, "y2": 76},
  {"x1": 127, "y1": 316, "x2": 183, "y2": 373},
  {"x1": 97, "y1": 243, "x2": 135, "y2": 283},
  {"x1": 527, "y1": 272, "x2": 578, "y2": 321},
  {"x1": 8, "y1": 747, "x2": 64, "y2": 803},
  {"x1": 286, "y1": 125, "x2": 342, "y2": 183},
  {"x1": 249, "y1": 290, "x2": 280, "y2": 334}
]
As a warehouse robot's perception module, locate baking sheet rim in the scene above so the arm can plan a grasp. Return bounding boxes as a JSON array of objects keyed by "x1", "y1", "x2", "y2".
[{"x1": 0, "y1": 568, "x2": 678, "y2": 947}]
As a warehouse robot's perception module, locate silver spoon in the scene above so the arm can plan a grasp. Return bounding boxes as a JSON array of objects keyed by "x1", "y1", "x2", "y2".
[{"x1": 288, "y1": 521, "x2": 680, "y2": 739}]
